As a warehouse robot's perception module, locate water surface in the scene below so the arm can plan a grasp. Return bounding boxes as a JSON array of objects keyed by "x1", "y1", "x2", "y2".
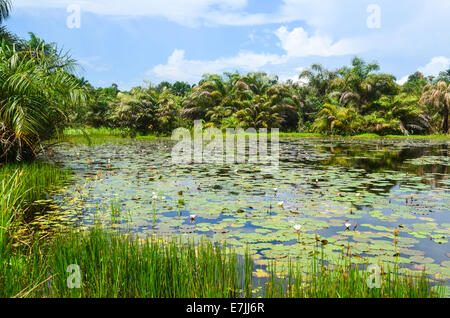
[{"x1": 40, "y1": 137, "x2": 450, "y2": 282}]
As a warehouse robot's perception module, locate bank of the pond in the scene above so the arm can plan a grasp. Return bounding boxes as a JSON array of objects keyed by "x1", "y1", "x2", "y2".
[
  {"x1": 0, "y1": 162, "x2": 71, "y2": 255},
  {"x1": 61, "y1": 127, "x2": 450, "y2": 142},
  {"x1": 0, "y1": 228, "x2": 444, "y2": 298}
]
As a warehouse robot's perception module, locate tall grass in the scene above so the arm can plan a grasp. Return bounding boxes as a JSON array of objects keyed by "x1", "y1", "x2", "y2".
[
  {"x1": 0, "y1": 162, "x2": 71, "y2": 205},
  {"x1": 0, "y1": 162, "x2": 71, "y2": 256},
  {"x1": 63, "y1": 127, "x2": 127, "y2": 137},
  {"x1": 265, "y1": 253, "x2": 443, "y2": 298},
  {"x1": 0, "y1": 228, "x2": 443, "y2": 298},
  {"x1": 0, "y1": 170, "x2": 24, "y2": 256}
]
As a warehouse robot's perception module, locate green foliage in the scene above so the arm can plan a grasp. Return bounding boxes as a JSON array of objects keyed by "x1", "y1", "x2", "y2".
[
  {"x1": 0, "y1": 33, "x2": 86, "y2": 162},
  {"x1": 0, "y1": 162, "x2": 71, "y2": 256},
  {"x1": 0, "y1": 228, "x2": 442, "y2": 298}
]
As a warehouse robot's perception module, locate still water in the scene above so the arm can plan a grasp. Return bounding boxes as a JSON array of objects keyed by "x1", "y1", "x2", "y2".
[{"x1": 38, "y1": 137, "x2": 450, "y2": 283}]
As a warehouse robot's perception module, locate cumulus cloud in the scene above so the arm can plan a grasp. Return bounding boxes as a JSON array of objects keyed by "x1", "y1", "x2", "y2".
[
  {"x1": 14, "y1": 0, "x2": 255, "y2": 27},
  {"x1": 418, "y1": 57, "x2": 450, "y2": 77},
  {"x1": 149, "y1": 49, "x2": 288, "y2": 83},
  {"x1": 396, "y1": 56, "x2": 450, "y2": 85},
  {"x1": 274, "y1": 26, "x2": 367, "y2": 57}
]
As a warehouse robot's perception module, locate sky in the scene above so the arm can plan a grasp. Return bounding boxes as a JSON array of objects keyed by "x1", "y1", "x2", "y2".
[{"x1": 4, "y1": 0, "x2": 450, "y2": 90}]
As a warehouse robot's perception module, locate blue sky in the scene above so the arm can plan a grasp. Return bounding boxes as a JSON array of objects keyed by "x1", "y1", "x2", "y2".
[{"x1": 5, "y1": 0, "x2": 450, "y2": 90}]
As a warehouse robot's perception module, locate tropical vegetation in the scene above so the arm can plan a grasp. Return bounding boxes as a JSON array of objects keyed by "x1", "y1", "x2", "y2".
[{"x1": 0, "y1": 0, "x2": 448, "y2": 300}]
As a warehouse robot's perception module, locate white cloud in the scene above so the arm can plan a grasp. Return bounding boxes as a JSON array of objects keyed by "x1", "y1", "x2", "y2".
[
  {"x1": 14, "y1": 0, "x2": 252, "y2": 27},
  {"x1": 149, "y1": 49, "x2": 288, "y2": 83},
  {"x1": 418, "y1": 57, "x2": 450, "y2": 77},
  {"x1": 77, "y1": 56, "x2": 111, "y2": 72},
  {"x1": 278, "y1": 67, "x2": 306, "y2": 83},
  {"x1": 396, "y1": 56, "x2": 450, "y2": 85},
  {"x1": 274, "y1": 26, "x2": 367, "y2": 57},
  {"x1": 396, "y1": 75, "x2": 409, "y2": 85}
]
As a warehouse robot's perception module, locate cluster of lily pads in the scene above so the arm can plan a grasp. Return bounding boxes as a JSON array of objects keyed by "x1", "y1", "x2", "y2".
[{"x1": 35, "y1": 137, "x2": 450, "y2": 285}]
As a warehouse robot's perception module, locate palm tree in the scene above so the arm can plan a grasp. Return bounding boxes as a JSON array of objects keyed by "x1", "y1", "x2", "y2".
[
  {"x1": 235, "y1": 95, "x2": 280, "y2": 129},
  {"x1": 299, "y1": 64, "x2": 338, "y2": 97},
  {"x1": 311, "y1": 103, "x2": 362, "y2": 135},
  {"x1": 182, "y1": 74, "x2": 228, "y2": 122},
  {"x1": 0, "y1": 40, "x2": 86, "y2": 162},
  {"x1": 329, "y1": 58, "x2": 399, "y2": 114},
  {"x1": 0, "y1": 0, "x2": 11, "y2": 24},
  {"x1": 420, "y1": 81, "x2": 450, "y2": 133}
]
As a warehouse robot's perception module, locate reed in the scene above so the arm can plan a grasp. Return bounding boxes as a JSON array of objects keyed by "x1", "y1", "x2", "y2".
[
  {"x1": 0, "y1": 162, "x2": 71, "y2": 256},
  {"x1": 0, "y1": 228, "x2": 443, "y2": 298},
  {"x1": 0, "y1": 162, "x2": 71, "y2": 206}
]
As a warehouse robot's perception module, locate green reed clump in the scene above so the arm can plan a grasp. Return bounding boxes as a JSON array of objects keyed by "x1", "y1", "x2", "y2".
[
  {"x1": 0, "y1": 162, "x2": 71, "y2": 257},
  {"x1": 1, "y1": 228, "x2": 254, "y2": 298},
  {"x1": 0, "y1": 162, "x2": 71, "y2": 206},
  {"x1": 264, "y1": 251, "x2": 445, "y2": 298},
  {"x1": 0, "y1": 170, "x2": 24, "y2": 256},
  {"x1": 63, "y1": 127, "x2": 127, "y2": 137},
  {"x1": 0, "y1": 228, "x2": 444, "y2": 298}
]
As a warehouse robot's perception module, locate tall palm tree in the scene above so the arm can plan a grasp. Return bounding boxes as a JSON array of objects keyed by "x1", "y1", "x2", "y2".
[
  {"x1": 420, "y1": 81, "x2": 450, "y2": 133},
  {"x1": 0, "y1": 0, "x2": 11, "y2": 24},
  {"x1": 182, "y1": 74, "x2": 230, "y2": 123},
  {"x1": 299, "y1": 64, "x2": 338, "y2": 97},
  {"x1": 311, "y1": 103, "x2": 362, "y2": 135},
  {"x1": 0, "y1": 41, "x2": 86, "y2": 162}
]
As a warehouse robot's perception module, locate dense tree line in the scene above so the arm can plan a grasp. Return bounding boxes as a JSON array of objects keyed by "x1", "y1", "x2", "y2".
[
  {"x1": 1, "y1": 0, "x2": 449, "y2": 163},
  {"x1": 78, "y1": 58, "x2": 449, "y2": 137}
]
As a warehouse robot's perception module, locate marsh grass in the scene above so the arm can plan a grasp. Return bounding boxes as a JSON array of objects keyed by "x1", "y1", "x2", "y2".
[
  {"x1": 0, "y1": 228, "x2": 443, "y2": 298},
  {"x1": 0, "y1": 162, "x2": 71, "y2": 256},
  {"x1": 0, "y1": 162, "x2": 71, "y2": 206},
  {"x1": 265, "y1": 252, "x2": 444, "y2": 298}
]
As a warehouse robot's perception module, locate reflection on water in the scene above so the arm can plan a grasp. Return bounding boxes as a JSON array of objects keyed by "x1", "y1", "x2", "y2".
[{"x1": 37, "y1": 137, "x2": 450, "y2": 283}]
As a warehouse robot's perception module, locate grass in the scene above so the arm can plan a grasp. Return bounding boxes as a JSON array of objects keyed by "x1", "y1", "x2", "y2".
[
  {"x1": 0, "y1": 162, "x2": 71, "y2": 257},
  {"x1": 0, "y1": 162, "x2": 72, "y2": 205},
  {"x1": 0, "y1": 228, "x2": 444, "y2": 298},
  {"x1": 62, "y1": 127, "x2": 450, "y2": 142}
]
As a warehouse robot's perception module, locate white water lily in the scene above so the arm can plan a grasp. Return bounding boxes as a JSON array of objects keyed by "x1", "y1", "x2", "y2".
[
  {"x1": 356, "y1": 193, "x2": 361, "y2": 197},
  {"x1": 278, "y1": 201, "x2": 284, "y2": 207},
  {"x1": 345, "y1": 222, "x2": 351, "y2": 230},
  {"x1": 294, "y1": 224, "x2": 301, "y2": 242},
  {"x1": 190, "y1": 215, "x2": 196, "y2": 222},
  {"x1": 161, "y1": 196, "x2": 166, "y2": 201},
  {"x1": 152, "y1": 192, "x2": 158, "y2": 201},
  {"x1": 273, "y1": 188, "x2": 278, "y2": 192}
]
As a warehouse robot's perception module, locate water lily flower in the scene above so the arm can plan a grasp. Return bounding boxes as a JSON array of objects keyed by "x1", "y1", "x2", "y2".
[
  {"x1": 294, "y1": 224, "x2": 301, "y2": 241},
  {"x1": 190, "y1": 215, "x2": 196, "y2": 222},
  {"x1": 161, "y1": 196, "x2": 166, "y2": 201},
  {"x1": 394, "y1": 229, "x2": 399, "y2": 237},
  {"x1": 278, "y1": 201, "x2": 284, "y2": 208},
  {"x1": 345, "y1": 222, "x2": 351, "y2": 230},
  {"x1": 152, "y1": 192, "x2": 158, "y2": 201},
  {"x1": 273, "y1": 188, "x2": 278, "y2": 192},
  {"x1": 356, "y1": 193, "x2": 361, "y2": 198}
]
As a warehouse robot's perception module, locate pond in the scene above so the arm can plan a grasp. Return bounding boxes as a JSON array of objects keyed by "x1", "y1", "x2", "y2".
[{"x1": 37, "y1": 137, "x2": 450, "y2": 283}]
